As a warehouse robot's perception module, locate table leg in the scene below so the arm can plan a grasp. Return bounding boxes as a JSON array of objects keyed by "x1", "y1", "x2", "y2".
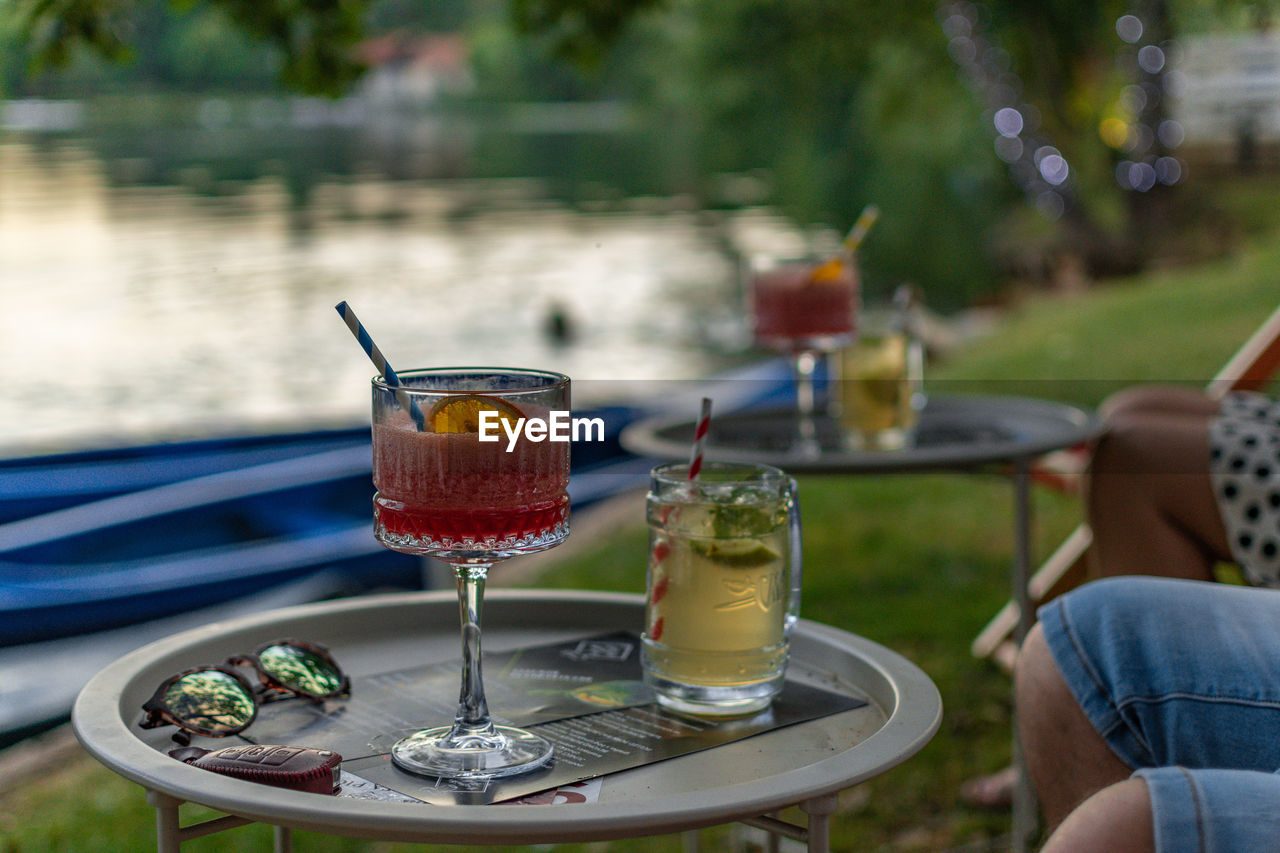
[
  {"x1": 1010, "y1": 459, "x2": 1038, "y2": 851},
  {"x1": 147, "y1": 790, "x2": 183, "y2": 853},
  {"x1": 801, "y1": 792, "x2": 838, "y2": 853},
  {"x1": 144, "y1": 787, "x2": 258, "y2": 850},
  {"x1": 273, "y1": 824, "x2": 293, "y2": 853}
]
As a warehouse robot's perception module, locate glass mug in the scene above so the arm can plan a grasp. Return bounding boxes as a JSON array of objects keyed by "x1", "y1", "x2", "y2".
[
  {"x1": 838, "y1": 309, "x2": 925, "y2": 451},
  {"x1": 641, "y1": 462, "x2": 802, "y2": 717}
]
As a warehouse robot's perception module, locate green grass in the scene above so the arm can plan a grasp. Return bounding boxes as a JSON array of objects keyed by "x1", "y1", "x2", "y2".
[
  {"x1": 2, "y1": 233, "x2": 1277, "y2": 851},
  {"x1": 928, "y1": 232, "x2": 1280, "y2": 406}
]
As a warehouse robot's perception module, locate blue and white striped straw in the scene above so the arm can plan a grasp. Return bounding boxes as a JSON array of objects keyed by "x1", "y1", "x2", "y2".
[{"x1": 334, "y1": 301, "x2": 426, "y2": 431}]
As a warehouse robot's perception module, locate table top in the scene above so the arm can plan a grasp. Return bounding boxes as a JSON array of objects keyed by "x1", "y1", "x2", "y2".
[
  {"x1": 73, "y1": 589, "x2": 941, "y2": 846},
  {"x1": 620, "y1": 394, "x2": 1103, "y2": 474}
]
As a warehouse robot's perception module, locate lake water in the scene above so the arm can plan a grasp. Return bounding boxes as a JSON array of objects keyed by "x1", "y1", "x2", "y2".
[{"x1": 1, "y1": 97, "x2": 816, "y2": 453}]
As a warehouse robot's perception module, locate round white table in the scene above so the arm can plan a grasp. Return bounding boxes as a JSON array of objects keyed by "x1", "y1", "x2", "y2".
[{"x1": 74, "y1": 589, "x2": 941, "y2": 851}]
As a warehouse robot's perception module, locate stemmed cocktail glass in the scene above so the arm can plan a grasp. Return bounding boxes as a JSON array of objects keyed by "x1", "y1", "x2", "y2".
[
  {"x1": 750, "y1": 255, "x2": 859, "y2": 454},
  {"x1": 371, "y1": 367, "x2": 570, "y2": 779},
  {"x1": 749, "y1": 207, "x2": 877, "y2": 455}
]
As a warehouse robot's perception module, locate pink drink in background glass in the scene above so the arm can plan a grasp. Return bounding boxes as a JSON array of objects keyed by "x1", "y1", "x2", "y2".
[
  {"x1": 751, "y1": 260, "x2": 859, "y2": 352},
  {"x1": 373, "y1": 408, "x2": 569, "y2": 553}
]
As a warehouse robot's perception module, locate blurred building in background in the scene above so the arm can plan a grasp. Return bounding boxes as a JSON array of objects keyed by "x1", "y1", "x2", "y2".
[
  {"x1": 355, "y1": 33, "x2": 475, "y2": 108},
  {"x1": 1175, "y1": 31, "x2": 1280, "y2": 172}
]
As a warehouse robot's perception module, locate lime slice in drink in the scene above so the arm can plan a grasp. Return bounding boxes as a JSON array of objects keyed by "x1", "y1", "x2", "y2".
[
  {"x1": 428, "y1": 395, "x2": 523, "y2": 434},
  {"x1": 692, "y1": 540, "x2": 781, "y2": 567}
]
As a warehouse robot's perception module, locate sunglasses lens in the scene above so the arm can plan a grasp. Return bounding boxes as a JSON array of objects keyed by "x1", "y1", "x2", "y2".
[
  {"x1": 163, "y1": 670, "x2": 255, "y2": 736},
  {"x1": 257, "y1": 643, "x2": 344, "y2": 697}
]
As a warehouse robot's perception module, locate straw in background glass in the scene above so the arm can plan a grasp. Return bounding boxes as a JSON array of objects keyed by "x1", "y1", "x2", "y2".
[
  {"x1": 842, "y1": 204, "x2": 880, "y2": 254},
  {"x1": 812, "y1": 204, "x2": 880, "y2": 281}
]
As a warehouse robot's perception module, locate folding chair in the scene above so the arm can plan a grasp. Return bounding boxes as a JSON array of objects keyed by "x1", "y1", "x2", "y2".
[{"x1": 972, "y1": 303, "x2": 1280, "y2": 671}]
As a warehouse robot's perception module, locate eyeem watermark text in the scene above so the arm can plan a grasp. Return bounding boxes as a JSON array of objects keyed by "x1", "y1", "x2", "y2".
[{"x1": 478, "y1": 410, "x2": 604, "y2": 451}]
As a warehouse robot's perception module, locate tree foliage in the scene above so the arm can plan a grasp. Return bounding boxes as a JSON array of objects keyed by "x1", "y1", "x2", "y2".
[
  {"x1": 507, "y1": 0, "x2": 667, "y2": 66},
  {"x1": 13, "y1": 0, "x2": 368, "y2": 94},
  {"x1": 10, "y1": 0, "x2": 674, "y2": 93}
]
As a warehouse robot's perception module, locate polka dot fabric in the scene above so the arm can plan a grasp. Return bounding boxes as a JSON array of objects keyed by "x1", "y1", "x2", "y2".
[{"x1": 1209, "y1": 392, "x2": 1280, "y2": 586}]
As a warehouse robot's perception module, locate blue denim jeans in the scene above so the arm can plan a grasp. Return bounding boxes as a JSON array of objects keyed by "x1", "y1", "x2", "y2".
[{"x1": 1040, "y1": 576, "x2": 1280, "y2": 852}]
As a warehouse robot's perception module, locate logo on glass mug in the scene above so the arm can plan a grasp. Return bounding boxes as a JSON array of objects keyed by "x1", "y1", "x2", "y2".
[{"x1": 716, "y1": 572, "x2": 787, "y2": 613}]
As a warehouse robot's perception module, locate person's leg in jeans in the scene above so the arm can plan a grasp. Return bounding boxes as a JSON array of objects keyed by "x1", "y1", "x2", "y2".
[{"x1": 1020, "y1": 577, "x2": 1280, "y2": 851}]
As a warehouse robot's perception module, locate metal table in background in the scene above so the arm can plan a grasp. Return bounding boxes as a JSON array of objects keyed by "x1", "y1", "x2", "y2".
[
  {"x1": 620, "y1": 394, "x2": 1105, "y2": 848},
  {"x1": 73, "y1": 589, "x2": 941, "y2": 852}
]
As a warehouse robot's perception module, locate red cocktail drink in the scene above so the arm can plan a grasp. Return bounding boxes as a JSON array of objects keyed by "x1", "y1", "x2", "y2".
[
  {"x1": 373, "y1": 409, "x2": 569, "y2": 554},
  {"x1": 751, "y1": 260, "x2": 859, "y2": 352}
]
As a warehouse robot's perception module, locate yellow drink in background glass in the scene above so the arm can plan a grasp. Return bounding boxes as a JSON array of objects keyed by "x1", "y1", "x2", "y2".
[{"x1": 839, "y1": 308, "x2": 925, "y2": 451}]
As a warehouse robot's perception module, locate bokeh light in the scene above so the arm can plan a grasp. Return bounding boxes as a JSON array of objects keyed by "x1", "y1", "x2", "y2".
[
  {"x1": 1157, "y1": 119, "x2": 1185, "y2": 148},
  {"x1": 1108, "y1": 11, "x2": 1183, "y2": 191},
  {"x1": 994, "y1": 135, "x2": 1024, "y2": 163},
  {"x1": 994, "y1": 107, "x2": 1024, "y2": 137},
  {"x1": 1121, "y1": 84, "x2": 1147, "y2": 113},
  {"x1": 942, "y1": 1, "x2": 1080, "y2": 219},
  {"x1": 1100, "y1": 117, "x2": 1130, "y2": 148},
  {"x1": 1117, "y1": 160, "x2": 1158, "y2": 191},
  {"x1": 1138, "y1": 45, "x2": 1166, "y2": 74},
  {"x1": 1116, "y1": 15, "x2": 1144, "y2": 44},
  {"x1": 1155, "y1": 156, "x2": 1183, "y2": 185},
  {"x1": 1038, "y1": 154, "x2": 1069, "y2": 185},
  {"x1": 1131, "y1": 123, "x2": 1154, "y2": 153}
]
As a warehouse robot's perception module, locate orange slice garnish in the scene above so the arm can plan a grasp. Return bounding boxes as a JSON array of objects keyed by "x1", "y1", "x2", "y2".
[
  {"x1": 428, "y1": 395, "x2": 524, "y2": 434},
  {"x1": 809, "y1": 258, "x2": 847, "y2": 284}
]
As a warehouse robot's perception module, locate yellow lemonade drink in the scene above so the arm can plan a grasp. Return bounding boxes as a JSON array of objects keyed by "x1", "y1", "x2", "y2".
[
  {"x1": 642, "y1": 462, "x2": 799, "y2": 716},
  {"x1": 840, "y1": 331, "x2": 917, "y2": 450}
]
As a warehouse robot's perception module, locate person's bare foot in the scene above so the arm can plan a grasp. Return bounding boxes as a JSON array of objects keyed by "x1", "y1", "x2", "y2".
[{"x1": 959, "y1": 765, "x2": 1018, "y2": 809}]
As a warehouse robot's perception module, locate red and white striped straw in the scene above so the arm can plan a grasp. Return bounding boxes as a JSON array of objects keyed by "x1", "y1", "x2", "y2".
[{"x1": 687, "y1": 397, "x2": 712, "y2": 480}]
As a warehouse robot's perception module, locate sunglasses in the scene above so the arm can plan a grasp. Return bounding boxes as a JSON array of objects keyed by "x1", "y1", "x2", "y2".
[{"x1": 139, "y1": 639, "x2": 350, "y2": 742}]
